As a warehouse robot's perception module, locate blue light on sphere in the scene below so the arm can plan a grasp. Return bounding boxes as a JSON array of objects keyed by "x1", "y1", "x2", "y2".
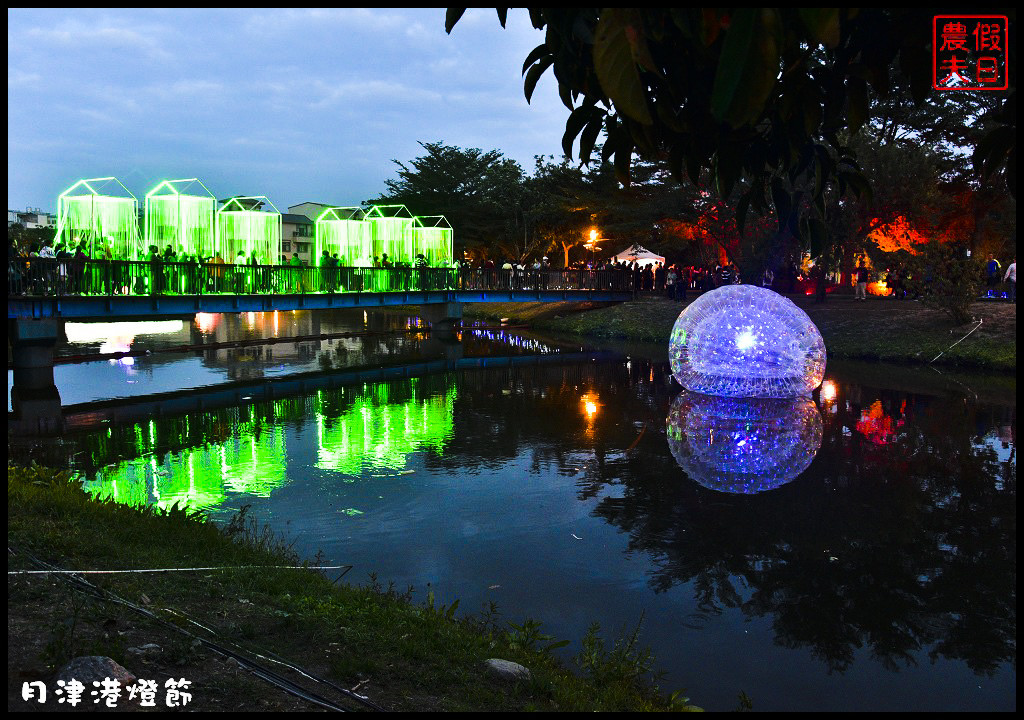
[
  {"x1": 666, "y1": 391, "x2": 823, "y2": 494},
  {"x1": 669, "y1": 285, "x2": 826, "y2": 398}
]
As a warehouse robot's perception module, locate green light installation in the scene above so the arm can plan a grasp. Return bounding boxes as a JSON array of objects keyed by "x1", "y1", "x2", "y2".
[
  {"x1": 413, "y1": 215, "x2": 454, "y2": 267},
  {"x1": 144, "y1": 179, "x2": 216, "y2": 258},
  {"x1": 216, "y1": 196, "x2": 282, "y2": 264},
  {"x1": 315, "y1": 379, "x2": 456, "y2": 474},
  {"x1": 314, "y1": 207, "x2": 373, "y2": 266},
  {"x1": 364, "y1": 205, "x2": 416, "y2": 264},
  {"x1": 81, "y1": 408, "x2": 290, "y2": 513},
  {"x1": 54, "y1": 177, "x2": 143, "y2": 258}
]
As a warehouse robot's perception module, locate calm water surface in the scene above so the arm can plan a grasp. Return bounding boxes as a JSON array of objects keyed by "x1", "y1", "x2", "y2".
[{"x1": 10, "y1": 309, "x2": 1016, "y2": 711}]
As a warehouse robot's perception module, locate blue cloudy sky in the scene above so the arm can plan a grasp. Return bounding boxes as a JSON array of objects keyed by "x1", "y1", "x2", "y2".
[{"x1": 7, "y1": 8, "x2": 569, "y2": 212}]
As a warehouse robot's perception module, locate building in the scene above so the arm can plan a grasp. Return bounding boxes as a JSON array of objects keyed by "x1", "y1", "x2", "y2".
[
  {"x1": 280, "y1": 213, "x2": 314, "y2": 265},
  {"x1": 284, "y1": 202, "x2": 336, "y2": 266},
  {"x1": 8, "y1": 207, "x2": 56, "y2": 229},
  {"x1": 288, "y1": 202, "x2": 334, "y2": 221}
]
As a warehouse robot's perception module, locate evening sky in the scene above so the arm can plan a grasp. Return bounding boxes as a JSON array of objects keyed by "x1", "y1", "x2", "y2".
[{"x1": 7, "y1": 8, "x2": 568, "y2": 212}]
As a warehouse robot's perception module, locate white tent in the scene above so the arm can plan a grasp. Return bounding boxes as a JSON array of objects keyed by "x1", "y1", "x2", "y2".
[{"x1": 612, "y1": 243, "x2": 664, "y2": 267}]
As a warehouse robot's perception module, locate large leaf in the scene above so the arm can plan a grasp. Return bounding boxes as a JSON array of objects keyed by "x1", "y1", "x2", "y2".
[
  {"x1": 798, "y1": 8, "x2": 840, "y2": 48},
  {"x1": 521, "y1": 43, "x2": 549, "y2": 76},
  {"x1": 807, "y1": 217, "x2": 828, "y2": 259},
  {"x1": 524, "y1": 56, "x2": 554, "y2": 103},
  {"x1": 711, "y1": 9, "x2": 781, "y2": 128},
  {"x1": 847, "y1": 76, "x2": 869, "y2": 135},
  {"x1": 593, "y1": 9, "x2": 653, "y2": 125},
  {"x1": 579, "y1": 117, "x2": 604, "y2": 165},
  {"x1": 562, "y1": 105, "x2": 597, "y2": 158},
  {"x1": 444, "y1": 8, "x2": 466, "y2": 34}
]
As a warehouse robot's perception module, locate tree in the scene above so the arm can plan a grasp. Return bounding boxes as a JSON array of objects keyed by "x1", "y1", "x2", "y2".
[
  {"x1": 365, "y1": 141, "x2": 527, "y2": 258},
  {"x1": 447, "y1": 8, "x2": 1016, "y2": 242},
  {"x1": 525, "y1": 157, "x2": 598, "y2": 267}
]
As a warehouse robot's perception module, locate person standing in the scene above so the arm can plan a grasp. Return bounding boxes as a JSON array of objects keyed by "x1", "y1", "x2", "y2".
[
  {"x1": 985, "y1": 255, "x2": 1002, "y2": 297},
  {"x1": 288, "y1": 251, "x2": 302, "y2": 293},
  {"x1": 1004, "y1": 258, "x2": 1016, "y2": 303},
  {"x1": 855, "y1": 262, "x2": 869, "y2": 301},
  {"x1": 320, "y1": 249, "x2": 332, "y2": 292}
]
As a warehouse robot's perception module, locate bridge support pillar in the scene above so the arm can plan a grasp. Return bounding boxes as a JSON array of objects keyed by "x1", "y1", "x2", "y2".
[
  {"x1": 420, "y1": 302, "x2": 463, "y2": 338},
  {"x1": 8, "y1": 318, "x2": 63, "y2": 435}
]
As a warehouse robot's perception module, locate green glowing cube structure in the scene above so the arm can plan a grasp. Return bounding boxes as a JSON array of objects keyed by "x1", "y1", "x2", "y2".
[
  {"x1": 364, "y1": 205, "x2": 416, "y2": 265},
  {"x1": 144, "y1": 179, "x2": 216, "y2": 259},
  {"x1": 413, "y1": 216, "x2": 454, "y2": 267},
  {"x1": 314, "y1": 207, "x2": 372, "y2": 266},
  {"x1": 216, "y1": 196, "x2": 282, "y2": 265},
  {"x1": 54, "y1": 177, "x2": 142, "y2": 259}
]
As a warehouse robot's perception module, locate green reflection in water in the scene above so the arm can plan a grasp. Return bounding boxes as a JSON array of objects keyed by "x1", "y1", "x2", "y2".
[
  {"x1": 315, "y1": 378, "x2": 456, "y2": 475},
  {"x1": 83, "y1": 409, "x2": 288, "y2": 512},
  {"x1": 79, "y1": 377, "x2": 456, "y2": 511}
]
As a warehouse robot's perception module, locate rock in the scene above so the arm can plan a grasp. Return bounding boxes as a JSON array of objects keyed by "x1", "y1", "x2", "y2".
[
  {"x1": 55, "y1": 656, "x2": 136, "y2": 688},
  {"x1": 126, "y1": 643, "x2": 162, "y2": 656},
  {"x1": 484, "y1": 658, "x2": 531, "y2": 683}
]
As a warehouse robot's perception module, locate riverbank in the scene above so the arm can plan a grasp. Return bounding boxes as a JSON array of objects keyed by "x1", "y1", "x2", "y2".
[
  {"x1": 464, "y1": 295, "x2": 1016, "y2": 372},
  {"x1": 7, "y1": 465, "x2": 702, "y2": 712}
]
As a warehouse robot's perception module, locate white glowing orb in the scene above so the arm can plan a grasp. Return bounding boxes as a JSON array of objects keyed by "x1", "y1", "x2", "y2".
[{"x1": 669, "y1": 285, "x2": 826, "y2": 398}]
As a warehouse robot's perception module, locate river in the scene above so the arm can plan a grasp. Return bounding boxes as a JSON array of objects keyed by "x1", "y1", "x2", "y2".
[{"x1": 7, "y1": 308, "x2": 1016, "y2": 711}]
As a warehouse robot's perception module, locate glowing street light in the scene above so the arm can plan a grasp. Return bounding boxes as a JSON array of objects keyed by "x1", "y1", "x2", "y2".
[{"x1": 584, "y1": 228, "x2": 601, "y2": 267}]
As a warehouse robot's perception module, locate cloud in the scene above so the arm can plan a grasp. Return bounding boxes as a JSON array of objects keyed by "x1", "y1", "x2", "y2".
[
  {"x1": 307, "y1": 79, "x2": 443, "y2": 110},
  {"x1": 21, "y1": 17, "x2": 172, "y2": 61},
  {"x1": 8, "y1": 69, "x2": 42, "y2": 86},
  {"x1": 244, "y1": 8, "x2": 408, "y2": 36}
]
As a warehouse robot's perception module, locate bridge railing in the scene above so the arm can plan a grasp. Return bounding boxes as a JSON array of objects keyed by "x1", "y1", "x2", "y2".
[{"x1": 8, "y1": 259, "x2": 635, "y2": 297}]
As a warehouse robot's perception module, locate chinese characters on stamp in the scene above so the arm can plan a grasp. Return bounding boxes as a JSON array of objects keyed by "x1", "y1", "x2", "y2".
[{"x1": 933, "y1": 15, "x2": 1009, "y2": 90}]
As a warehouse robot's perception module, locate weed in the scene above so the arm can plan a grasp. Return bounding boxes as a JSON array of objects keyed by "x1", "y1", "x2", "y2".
[
  {"x1": 41, "y1": 590, "x2": 89, "y2": 670},
  {"x1": 574, "y1": 615, "x2": 654, "y2": 687},
  {"x1": 505, "y1": 618, "x2": 570, "y2": 655}
]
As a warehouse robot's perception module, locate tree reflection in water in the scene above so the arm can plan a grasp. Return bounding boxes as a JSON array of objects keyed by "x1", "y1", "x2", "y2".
[
  {"x1": 665, "y1": 392, "x2": 822, "y2": 493},
  {"x1": 590, "y1": 370, "x2": 1015, "y2": 676}
]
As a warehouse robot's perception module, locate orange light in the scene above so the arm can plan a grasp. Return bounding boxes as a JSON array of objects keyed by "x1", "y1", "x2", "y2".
[
  {"x1": 581, "y1": 393, "x2": 599, "y2": 419},
  {"x1": 866, "y1": 281, "x2": 892, "y2": 297},
  {"x1": 820, "y1": 380, "x2": 837, "y2": 403},
  {"x1": 195, "y1": 313, "x2": 218, "y2": 334}
]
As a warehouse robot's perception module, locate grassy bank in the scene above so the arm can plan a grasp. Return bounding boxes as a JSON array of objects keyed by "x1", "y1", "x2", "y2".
[
  {"x1": 464, "y1": 295, "x2": 1016, "y2": 372},
  {"x1": 8, "y1": 465, "x2": 702, "y2": 712}
]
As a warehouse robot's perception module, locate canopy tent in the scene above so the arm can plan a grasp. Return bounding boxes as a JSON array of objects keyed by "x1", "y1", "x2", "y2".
[
  {"x1": 412, "y1": 216, "x2": 454, "y2": 267},
  {"x1": 612, "y1": 243, "x2": 664, "y2": 267},
  {"x1": 315, "y1": 207, "x2": 372, "y2": 267},
  {"x1": 145, "y1": 179, "x2": 216, "y2": 259},
  {"x1": 54, "y1": 177, "x2": 142, "y2": 259},
  {"x1": 364, "y1": 205, "x2": 415, "y2": 264},
  {"x1": 216, "y1": 196, "x2": 282, "y2": 264}
]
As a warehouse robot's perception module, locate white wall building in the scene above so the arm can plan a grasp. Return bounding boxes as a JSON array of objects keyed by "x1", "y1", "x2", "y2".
[{"x1": 9, "y1": 207, "x2": 56, "y2": 229}]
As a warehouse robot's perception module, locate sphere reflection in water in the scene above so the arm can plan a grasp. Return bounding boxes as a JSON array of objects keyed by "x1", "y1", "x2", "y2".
[{"x1": 666, "y1": 392, "x2": 823, "y2": 494}]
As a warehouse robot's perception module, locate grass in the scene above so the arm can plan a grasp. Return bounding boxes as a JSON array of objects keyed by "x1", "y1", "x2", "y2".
[
  {"x1": 8, "y1": 464, "x2": 703, "y2": 712},
  {"x1": 464, "y1": 294, "x2": 1016, "y2": 371}
]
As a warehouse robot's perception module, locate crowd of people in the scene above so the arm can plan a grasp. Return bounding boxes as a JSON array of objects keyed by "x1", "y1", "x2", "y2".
[{"x1": 8, "y1": 236, "x2": 1018, "y2": 304}]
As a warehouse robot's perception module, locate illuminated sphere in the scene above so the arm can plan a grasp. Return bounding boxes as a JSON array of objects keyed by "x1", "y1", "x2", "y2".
[
  {"x1": 666, "y1": 392, "x2": 823, "y2": 494},
  {"x1": 669, "y1": 285, "x2": 825, "y2": 398}
]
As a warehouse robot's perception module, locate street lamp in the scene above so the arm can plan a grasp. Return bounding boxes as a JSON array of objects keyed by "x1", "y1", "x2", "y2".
[{"x1": 585, "y1": 228, "x2": 600, "y2": 268}]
